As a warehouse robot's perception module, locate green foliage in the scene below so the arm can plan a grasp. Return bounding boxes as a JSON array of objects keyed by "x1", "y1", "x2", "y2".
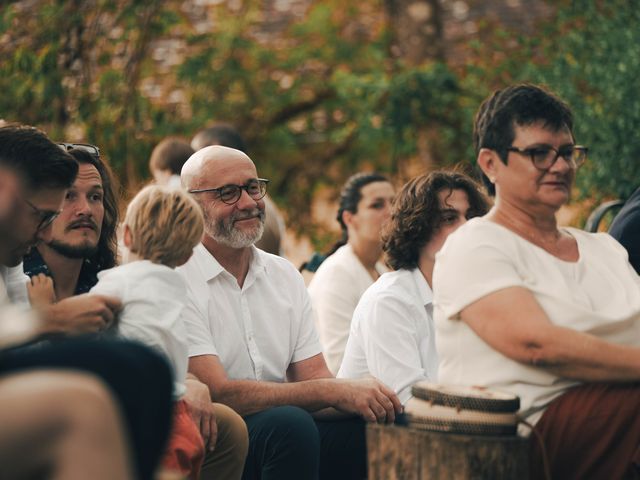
[
  {"x1": 2, "y1": 0, "x2": 639, "y2": 244},
  {"x1": 526, "y1": 0, "x2": 640, "y2": 201}
]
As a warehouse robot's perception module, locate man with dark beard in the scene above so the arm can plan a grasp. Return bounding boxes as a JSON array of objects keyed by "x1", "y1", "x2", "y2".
[
  {"x1": 23, "y1": 145, "x2": 250, "y2": 480},
  {"x1": 179, "y1": 145, "x2": 402, "y2": 480},
  {"x1": 0, "y1": 124, "x2": 174, "y2": 480},
  {"x1": 23, "y1": 147, "x2": 116, "y2": 299}
]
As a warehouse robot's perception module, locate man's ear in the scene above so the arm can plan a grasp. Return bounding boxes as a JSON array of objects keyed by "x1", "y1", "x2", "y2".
[
  {"x1": 477, "y1": 148, "x2": 499, "y2": 185},
  {"x1": 123, "y1": 224, "x2": 133, "y2": 249}
]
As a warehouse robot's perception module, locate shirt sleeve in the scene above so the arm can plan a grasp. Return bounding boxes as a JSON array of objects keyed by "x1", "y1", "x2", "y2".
[
  {"x1": 89, "y1": 271, "x2": 123, "y2": 299},
  {"x1": 434, "y1": 226, "x2": 526, "y2": 321},
  {"x1": 291, "y1": 273, "x2": 323, "y2": 364},
  {"x1": 602, "y1": 232, "x2": 640, "y2": 288},
  {"x1": 361, "y1": 294, "x2": 430, "y2": 405},
  {"x1": 182, "y1": 283, "x2": 218, "y2": 358},
  {"x1": 93, "y1": 270, "x2": 173, "y2": 362}
]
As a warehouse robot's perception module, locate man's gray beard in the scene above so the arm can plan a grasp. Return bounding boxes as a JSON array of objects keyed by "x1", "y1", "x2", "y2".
[
  {"x1": 47, "y1": 239, "x2": 98, "y2": 259},
  {"x1": 207, "y1": 209, "x2": 265, "y2": 249}
]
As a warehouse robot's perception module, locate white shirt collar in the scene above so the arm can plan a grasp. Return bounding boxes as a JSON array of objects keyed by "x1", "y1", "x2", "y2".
[
  {"x1": 411, "y1": 267, "x2": 433, "y2": 307},
  {"x1": 194, "y1": 243, "x2": 267, "y2": 285}
]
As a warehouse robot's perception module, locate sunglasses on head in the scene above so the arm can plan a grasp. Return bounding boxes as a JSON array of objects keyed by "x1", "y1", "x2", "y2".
[{"x1": 57, "y1": 142, "x2": 100, "y2": 158}]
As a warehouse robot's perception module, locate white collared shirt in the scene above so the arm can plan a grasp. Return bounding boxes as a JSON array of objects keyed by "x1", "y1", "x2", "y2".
[
  {"x1": 177, "y1": 244, "x2": 322, "y2": 382},
  {"x1": 337, "y1": 268, "x2": 438, "y2": 404},
  {"x1": 308, "y1": 244, "x2": 387, "y2": 375},
  {"x1": 90, "y1": 260, "x2": 189, "y2": 398}
]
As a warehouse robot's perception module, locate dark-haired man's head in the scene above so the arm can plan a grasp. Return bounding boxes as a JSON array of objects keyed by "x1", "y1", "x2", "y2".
[
  {"x1": 191, "y1": 123, "x2": 247, "y2": 153},
  {"x1": 473, "y1": 84, "x2": 573, "y2": 195},
  {"x1": 0, "y1": 124, "x2": 78, "y2": 266},
  {"x1": 149, "y1": 137, "x2": 194, "y2": 186},
  {"x1": 44, "y1": 148, "x2": 119, "y2": 270}
]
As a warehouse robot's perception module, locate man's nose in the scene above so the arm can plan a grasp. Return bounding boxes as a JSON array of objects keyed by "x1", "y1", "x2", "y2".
[
  {"x1": 74, "y1": 196, "x2": 92, "y2": 215},
  {"x1": 236, "y1": 188, "x2": 258, "y2": 209}
]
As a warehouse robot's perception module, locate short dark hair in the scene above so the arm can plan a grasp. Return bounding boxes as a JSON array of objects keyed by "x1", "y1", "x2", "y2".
[
  {"x1": 473, "y1": 84, "x2": 574, "y2": 195},
  {"x1": 191, "y1": 123, "x2": 247, "y2": 153},
  {"x1": 0, "y1": 124, "x2": 78, "y2": 191},
  {"x1": 383, "y1": 170, "x2": 489, "y2": 270},
  {"x1": 68, "y1": 148, "x2": 119, "y2": 270},
  {"x1": 149, "y1": 137, "x2": 194, "y2": 175}
]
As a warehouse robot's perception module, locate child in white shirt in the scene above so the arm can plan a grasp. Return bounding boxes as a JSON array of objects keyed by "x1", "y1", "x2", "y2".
[{"x1": 90, "y1": 185, "x2": 205, "y2": 479}]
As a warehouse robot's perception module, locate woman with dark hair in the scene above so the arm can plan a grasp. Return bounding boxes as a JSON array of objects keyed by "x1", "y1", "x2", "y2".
[
  {"x1": 435, "y1": 84, "x2": 640, "y2": 479},
  {"x1": 307, "y1": 172, "x2": 394, "y2": 374},
  {"x1": 337, "y1": 171, "x2": 489, "y2": 404}
]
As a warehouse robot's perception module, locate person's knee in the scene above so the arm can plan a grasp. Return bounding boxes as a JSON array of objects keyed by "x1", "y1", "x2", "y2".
[
  {"x1": 52, "y1": 372, "x2": 124, "y2": 432},
  {"x1": 214, "y1": 403, "x2": 249, "y2": 460},
  {"x1": 249, "y1": 406, "x2": 320, "y2": 453},
  {"x1": 243, "y1": 406, "x2": 320, "y2": 479},
  {"x1": 0, "y1": 370, "x2": 118, "y2": 431}
]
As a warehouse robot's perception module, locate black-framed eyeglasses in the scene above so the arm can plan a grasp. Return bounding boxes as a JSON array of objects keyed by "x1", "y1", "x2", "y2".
[
  {"x1": 57, "y1": 142, "x2": 101, "y2": 158},
  {"x1": 23, "y1": 198, "x2": 61, "y2": 232},
  {"x1": 189, "y1": 178, "x2": 269, "y2": 205},
  {"x1": 506, "y1": 145, "x2": 588, "y2": 170}
]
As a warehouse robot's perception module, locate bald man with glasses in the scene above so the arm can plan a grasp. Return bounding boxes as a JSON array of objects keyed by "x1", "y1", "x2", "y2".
[{"x1": 179, "y1": 146, "x2": 402, "y2": 480}]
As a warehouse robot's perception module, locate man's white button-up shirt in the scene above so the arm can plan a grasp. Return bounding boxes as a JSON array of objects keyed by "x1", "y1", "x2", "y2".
[
  {"x1": 177, "y1": 244, "x2": 323, "y2": 382},
  {"x1": 337, "y1": 268, "x2": 438, "y2": 405}
]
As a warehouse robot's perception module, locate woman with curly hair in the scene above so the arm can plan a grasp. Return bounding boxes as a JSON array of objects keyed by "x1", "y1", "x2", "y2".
[{"x1": 337, "y1": 171, "x2": 489, "y2": 404}]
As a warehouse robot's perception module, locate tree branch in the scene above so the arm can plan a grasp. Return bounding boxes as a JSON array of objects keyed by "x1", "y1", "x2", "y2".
[{"x1": 266, "y1": 88, "x2": 336, "y2": 127}]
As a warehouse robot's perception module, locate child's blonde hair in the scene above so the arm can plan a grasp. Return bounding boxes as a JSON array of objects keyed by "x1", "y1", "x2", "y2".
[{"x1": 124, "y1": 185, "x2": 204, "y2": 268}]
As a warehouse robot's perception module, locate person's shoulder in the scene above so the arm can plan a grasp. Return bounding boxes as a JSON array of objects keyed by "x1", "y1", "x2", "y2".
[
  {"x1": 96, "y1": 264, "x2": 120, "y2": 280},
  {"x1": 309, "y1": 246, "x2": 359, "y2": 283},
  {"x1": 22, "y1": 248, "x2": 48, "y2": 277},
  {"x1": 567, "y1": 227, "x2": 627, "y2": 253},
  {"x1": 255, "y1": 247, "x2": 298, "y2": 274},
  {"x1": 176, "y1": 244, "x2": 210, "y2": 279},
  {"x1": 358, "y1": 270, "x2": 413, "y2": 305},
  {"x1": 565, "y1": 227, "x2": 610, "y2": 243},
  {"x1": 610, "y1": 187, "x2": 640, "y2": 235},
  {"x1": 353, "y1": 270, "x2": 417, "y2": 327},
  {"x1": 439, "y1": 217, "x2": 502, "y2": 253},
  {"x1": 255, "y1": 248, "x2": 307, "y2": 288}
]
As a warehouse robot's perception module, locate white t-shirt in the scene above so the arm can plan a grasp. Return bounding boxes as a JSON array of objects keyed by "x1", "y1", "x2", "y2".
[
  {"x1": 308, "y1": 244, "x2": 386, "y2": 374},
  {"x1": 434, "y1": 217, "x2": 640, "y2": 422},
  {"x1": 177, "y1": 244, "x2": 322, "y2": 382},
  {"x1": 90, "y1": 260, "x2": 189, "y2": 398},
  {"x1": 337, "y1": 268, "x2": 438, "y2": 404}
]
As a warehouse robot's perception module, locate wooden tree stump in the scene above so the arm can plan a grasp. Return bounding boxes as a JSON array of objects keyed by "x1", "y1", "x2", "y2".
[{"x1": 367, "y1": 424, "x2": 530, "y2": 480}]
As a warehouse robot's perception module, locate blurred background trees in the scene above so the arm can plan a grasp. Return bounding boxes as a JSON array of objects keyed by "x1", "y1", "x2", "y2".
[{"x1": 1, "y1": 0, "x2": 639, "y2": 250}]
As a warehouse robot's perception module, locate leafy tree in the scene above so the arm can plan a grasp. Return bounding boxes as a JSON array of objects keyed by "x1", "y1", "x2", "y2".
[
  {"x1": 0, "y1": 0, "x2": 186, "y2": 185},
  {"x1": 461, "y1": 0, "x2": 640, "y2": 203},
  {"x1": 527, "y1": 0, "x2": 640, "y2": 201},
  {"x1": 1, "y1": 0, "x2": 469, "y2": 242},
  {"x1": 3, "y1": 0, "x2": 637, "y2": 244}
]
